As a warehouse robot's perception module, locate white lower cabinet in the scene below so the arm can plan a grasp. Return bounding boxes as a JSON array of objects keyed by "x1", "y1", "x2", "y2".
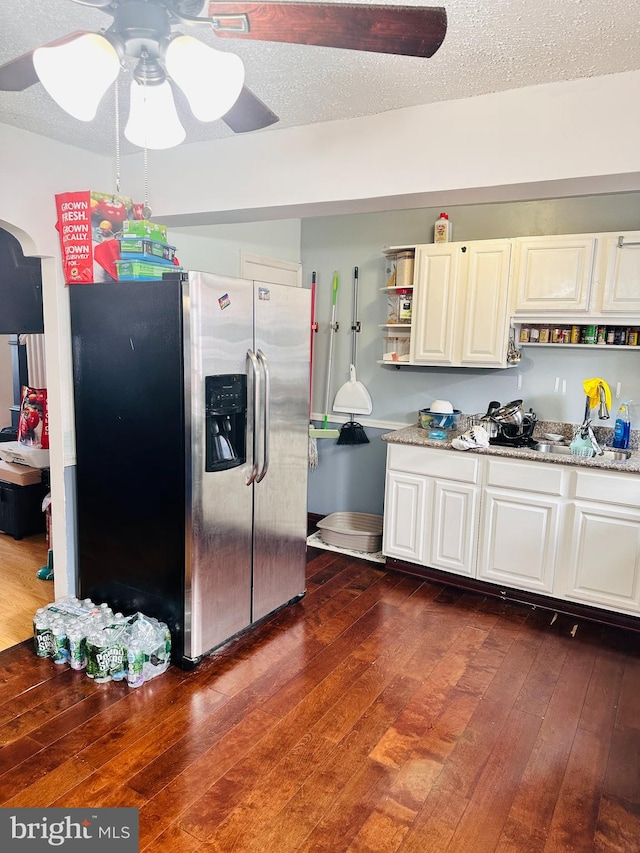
[
  {"x1": 477, "y1": 458, "x2": 567, "y2": 594},
  {"x1": 383, "y1": 444, "x2": 479, "y2": 576},
  {"x1": 555, "y1": 470, "x2": 640, "y2": 615},
  {"x1": 429, "y1": 480, "x2": 479, "y2": 577},
  {"x1": 478, "y1": 489, "x2": 562, "y2": 593},
  {"x1": 383, "y1": 471, "x2": 427, "y2": 564},
  {"x1": 383, "y1": 443, "x2": 640, "y2": 620}
]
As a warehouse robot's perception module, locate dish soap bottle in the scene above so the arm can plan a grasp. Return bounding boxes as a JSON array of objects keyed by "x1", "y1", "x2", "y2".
[
  {"x1": 612, "y1": 401, "x2": 632, "y2": 449},
  {"x1": 434, "y1": 212, "x2": 451, "y2": 243}
]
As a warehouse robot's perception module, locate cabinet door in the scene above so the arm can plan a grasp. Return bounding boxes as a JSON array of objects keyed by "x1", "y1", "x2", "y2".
[
  {"x1": 411, "y1": 244, "x2": 460, "y2": 364},
  {"x1": 428, "y1": 480, "x2": 479, "y2": 577},
  {"x1": 383, "y1": 470, "x2": 427, "y2": 564},
  {"x1": 600, "y1": 233, "x2": 640, "y2": 314},
  {"x1": 560, "y1": 502, "x2": 640, "y2": 614},
  {"x1": 513, "y1": 236, "x2": 596, "y2": 313},
  {"x1": 478, "y1": 488, "x2": 561, "y2": 593},
  {"x1": 459, "y1": 240, "x2": 512, "y2": 366}
]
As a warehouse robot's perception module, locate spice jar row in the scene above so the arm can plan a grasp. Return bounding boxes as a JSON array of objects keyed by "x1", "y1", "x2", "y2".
[{"x1": 519, "y1": 324, "x2": 639, "y2": 346}]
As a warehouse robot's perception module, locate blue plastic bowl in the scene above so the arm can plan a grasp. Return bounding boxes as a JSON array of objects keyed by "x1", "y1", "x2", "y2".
[{"x1": 419, "y1": 409, "x2": 462, "y2": 431}]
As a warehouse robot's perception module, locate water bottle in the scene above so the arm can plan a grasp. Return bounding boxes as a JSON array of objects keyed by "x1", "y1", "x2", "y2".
[
  {"x1": 99, "y1": 603, "x2": 114, "y2": 625},
  {"x1": 51, "y1": 618, "x2": 70, "y2": 665},
  {"x1": 33, "y1": 608, "x2": 54, "y2": 658},
  {"x1": 67, "y1": 622, "x2": 87, "y2": 671},
  {"x1": 126, "y1": 640, "x2": 146, "y2": 688},
  {"x1": 85, "y1": 628, "x2": 112, "y2": 682}
]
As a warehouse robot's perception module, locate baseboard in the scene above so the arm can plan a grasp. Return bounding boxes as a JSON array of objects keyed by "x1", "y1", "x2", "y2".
[
  {"x1": 386, "y1": 557, "x2": 640, "y2": 634},
  {"x1": 308, "y1": 512, "x2": 324, "y2": 529}
]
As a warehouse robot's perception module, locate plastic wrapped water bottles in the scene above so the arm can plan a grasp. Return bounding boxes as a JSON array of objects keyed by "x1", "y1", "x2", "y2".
[{"x1": 32, "y1": 598, "x2": 171, "y2": 688}]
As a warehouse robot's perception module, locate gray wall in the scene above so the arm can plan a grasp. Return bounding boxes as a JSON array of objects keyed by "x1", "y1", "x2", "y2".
[{"x1": 304, "y1": 193, "x2": 640, "y2": 517}]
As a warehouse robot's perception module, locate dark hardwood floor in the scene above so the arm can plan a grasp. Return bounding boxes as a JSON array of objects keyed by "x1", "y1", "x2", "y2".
[{"x1": 1, "y1": 545, "x2": 639, "y2": 852}]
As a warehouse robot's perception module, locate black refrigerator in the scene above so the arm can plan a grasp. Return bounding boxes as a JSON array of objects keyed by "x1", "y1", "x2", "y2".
[{"x1": 70, "y1": 271, "x2": 311, "y2": 668}]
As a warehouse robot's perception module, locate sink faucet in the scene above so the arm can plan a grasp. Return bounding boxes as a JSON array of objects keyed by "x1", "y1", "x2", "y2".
[{"x1": 598, "y1": 383, "x2": 610, "y2": 420}]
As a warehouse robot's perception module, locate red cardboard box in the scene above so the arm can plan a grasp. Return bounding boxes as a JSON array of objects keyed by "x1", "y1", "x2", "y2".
[{"x1": 55, "y1": 191, "x2": 142, "y2": 284}]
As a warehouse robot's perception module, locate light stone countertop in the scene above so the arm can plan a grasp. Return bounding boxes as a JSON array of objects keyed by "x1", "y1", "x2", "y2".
[{"x1": 381, "y1": 422, "x2": 640, "y2": 475}]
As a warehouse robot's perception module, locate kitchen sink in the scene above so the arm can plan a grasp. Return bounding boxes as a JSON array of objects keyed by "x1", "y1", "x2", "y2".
[
  {"x1": 533, "y1": 442, "x2": 632, "y2": 461},
  {"x1": 533, "y1": 442, "x2": 572, "y2": 455}
]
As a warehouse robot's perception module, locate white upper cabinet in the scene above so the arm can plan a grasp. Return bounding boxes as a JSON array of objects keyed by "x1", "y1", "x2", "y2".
[
  {"x1": 411, "y1": 239, "x2": 512, "y2": 367},
  {"x1": 598, "y1": 232, "x2": 640, "y2": 314},
  {"x1": 513, "y1": 235, "x2": 597, "y2": 313},
  {"x1": 410, "y1": 243, "x2": 460, "y2": 364},
  {"x1": 459, "y1": 240, "x2": 513, "y2": 366}
]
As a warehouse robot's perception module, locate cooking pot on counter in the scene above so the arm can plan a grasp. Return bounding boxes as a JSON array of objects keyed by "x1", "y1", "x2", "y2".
[
  {"x1": 491, "y1": 400, "x2": 525, "y2": 426},
  {"x1": 479, "y1": 415, "x2": 499, "y2": 438},
  {"x1": 474, "y1": 400, "x2": 500, "y2": 438}
]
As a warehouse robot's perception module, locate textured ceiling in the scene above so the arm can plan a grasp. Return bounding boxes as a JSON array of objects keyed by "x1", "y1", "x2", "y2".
[{"x1": 2, "y1": 0, "x2": 640, "y2": 158}]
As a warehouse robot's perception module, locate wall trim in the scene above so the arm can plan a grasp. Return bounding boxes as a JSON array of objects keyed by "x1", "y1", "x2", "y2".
[{"x1": 386, "y1": 557, "x2": 640, "y2": 635}]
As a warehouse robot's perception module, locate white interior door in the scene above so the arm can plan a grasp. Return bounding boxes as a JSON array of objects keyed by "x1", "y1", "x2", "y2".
[{"x1": 240, "y1": 252, "x2": 302, "y2": 287}]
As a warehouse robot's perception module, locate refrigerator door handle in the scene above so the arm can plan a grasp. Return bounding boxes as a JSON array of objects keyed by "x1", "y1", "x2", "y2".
[
  {"x1": 256, "y1": 349, "x2": 270, "y2": 482},
  {"x1": 246, "y1": 349, "x2": 260, "y2": 486}
]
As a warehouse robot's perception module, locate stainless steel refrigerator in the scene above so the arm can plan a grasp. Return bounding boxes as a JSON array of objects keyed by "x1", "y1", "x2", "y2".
[{"x1": 70, "y1": 271, "x2": 310, "y2": 668}]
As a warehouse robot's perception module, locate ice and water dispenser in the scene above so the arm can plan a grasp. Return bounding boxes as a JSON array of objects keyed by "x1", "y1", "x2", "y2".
[{"x1": 205, "y1": 374, "x2": 246, "y2": 471}]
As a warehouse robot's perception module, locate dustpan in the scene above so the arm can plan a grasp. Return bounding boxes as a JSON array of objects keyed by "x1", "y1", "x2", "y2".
[
  {"x1": 333, "y1": 267, "x2": 373, "y2": 416},
  {"x1": 333, "y1": 364, "x2": 373, "y2": 415}
]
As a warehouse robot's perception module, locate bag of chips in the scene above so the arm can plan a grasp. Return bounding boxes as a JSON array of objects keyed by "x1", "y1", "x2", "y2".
[{"x1": 17, "y1": 386, "x2": 49, "y2": 448}]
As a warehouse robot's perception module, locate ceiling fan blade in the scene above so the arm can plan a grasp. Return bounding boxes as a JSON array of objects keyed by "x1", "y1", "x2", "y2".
[
  {"x1": 222, "y1": 85, "x2": 279, "y2": 133},
  {"x1": 0, "y1": 31, "x2": 90, "y2": 92},
  {"x1": 208, "y1": 2, "x2": 447, "y2": 58}
]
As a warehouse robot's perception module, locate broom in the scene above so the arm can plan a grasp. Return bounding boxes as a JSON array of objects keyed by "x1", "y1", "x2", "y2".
[
  {"x1": 336, "y1": 267, "x2": 370, "y2": 445},
  {"x1": 337, "y1": 417, "x2": 369, "y2": 445}
]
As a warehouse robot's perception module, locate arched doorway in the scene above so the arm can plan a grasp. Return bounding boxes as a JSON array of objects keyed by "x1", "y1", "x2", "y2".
[{"x1": 0, "y1": 226, "x2": 52, "y2": 651}]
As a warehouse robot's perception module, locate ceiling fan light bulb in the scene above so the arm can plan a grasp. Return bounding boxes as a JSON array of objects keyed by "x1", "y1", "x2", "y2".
[
  {"x1": 33, "y1": 33, "x2": 120, "y2": 121},
  {"x1": 165, "y1": 35, "x2": 245, "y2": 122},
  {"x1": 124, "y1": 79, "x2": 186, "y2": 150}
]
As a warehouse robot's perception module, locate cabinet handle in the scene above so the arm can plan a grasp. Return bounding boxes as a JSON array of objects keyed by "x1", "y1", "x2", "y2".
[{"x1": 461, "y1": 246, "x2": 467, "y2": 253}]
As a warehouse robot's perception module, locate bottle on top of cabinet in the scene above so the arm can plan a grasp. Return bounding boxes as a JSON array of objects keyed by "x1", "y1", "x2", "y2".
[{"x1": 434, "y1": 212, "x2": 452, "y2": 243}]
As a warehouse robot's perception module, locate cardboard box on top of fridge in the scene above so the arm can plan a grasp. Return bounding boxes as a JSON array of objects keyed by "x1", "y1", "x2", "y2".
[
  {"x1": 118, "y1": 238, "x2": 177, "y2": 266},
  {"x1": 54, "y1": 191, "x2": 170, "y2": 285},
  {"x1": 0, "y1": 441, "x2": 50, "y2": 469},
  {"x1": 121, "y1": 219, "x2": 168, "y2": 243},
  {"x1": 0, "y1": 460, "x2": 42, "y2": 486}
]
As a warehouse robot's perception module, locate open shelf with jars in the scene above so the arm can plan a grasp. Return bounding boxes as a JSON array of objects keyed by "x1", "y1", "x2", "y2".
[
  {"x1": 515, "y1": 321, "x2": 639, "y2": 349},
  {"x1": 380, "y1": 247, "x2": 415, "y2": 364}
]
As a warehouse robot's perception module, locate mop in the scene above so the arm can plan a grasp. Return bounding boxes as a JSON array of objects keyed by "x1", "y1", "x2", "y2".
[
  {"x1": 334, "y1": 266, "x2": 372, "y2": 445},
  {"x1": 309, "y1": 271, "x2": 340, "y2": 444}
]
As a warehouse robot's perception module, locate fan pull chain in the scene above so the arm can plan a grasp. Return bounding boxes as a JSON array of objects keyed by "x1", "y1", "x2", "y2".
[
  {"x1": 114, "y1": 80, "x2": 121, "y2": 196},
  {"x1": 143, "y1": 146, "x2": 152, "y2": 219},
  {"x1": 140, "y1": 69, "x2": 152, "y2": 218}
]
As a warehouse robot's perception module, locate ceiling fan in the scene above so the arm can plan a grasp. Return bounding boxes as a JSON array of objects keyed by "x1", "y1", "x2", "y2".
[{"x1": 0, "y1": 0, "x2": 447, "y2": 147}]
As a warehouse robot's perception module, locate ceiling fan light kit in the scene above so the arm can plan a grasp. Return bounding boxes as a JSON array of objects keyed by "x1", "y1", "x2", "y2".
[
  {"x1": 164, "y1": 34, "x2": 245, "y2": 122},
  {"x1": 33, "y1": 32, "x2": 121, "y2": 122},
  {"x1": 125, "y1": 76, "x2": 186, "y2": 149},
  {"x1": 0, "y1": 1, "x2": 447, "y2": 148}
]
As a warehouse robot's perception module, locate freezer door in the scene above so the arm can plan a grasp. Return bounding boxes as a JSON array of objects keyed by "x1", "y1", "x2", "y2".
[
  {"x1": 186, "y1": 272, "x2": 255, "y2": 658},
  {"x1": 252, "y1": 282, "x2": 310, "y2": 621}
]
